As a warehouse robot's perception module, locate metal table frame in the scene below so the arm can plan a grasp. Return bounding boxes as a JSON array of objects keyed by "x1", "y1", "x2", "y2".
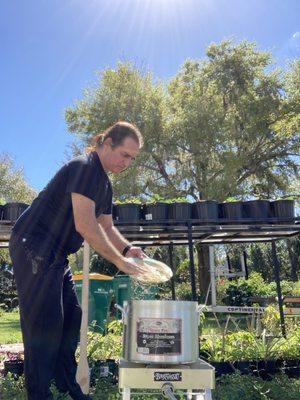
[
  {"x1": 114, "y1": 217, "x2": 300, "y2": 337},
  {"x1": 1, "y1": 217, "x2": 300, "y2": 336}
]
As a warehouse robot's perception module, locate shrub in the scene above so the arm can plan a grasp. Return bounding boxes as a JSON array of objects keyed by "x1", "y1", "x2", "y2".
[
  {"x1": 222, "y1": 272, "x2": 297, "y2": 307},
  {"x1": 174, "y1": 281, "x2": 195, "y2": 300},
  {"x1": 223, "y1": 281, "x2": 254, "y2": 306},
  {"x1": 291, "y1": 280, "x2": 300, "y2": 296},
  {"x1": 0, "y1": 373, "x2": 27, "y2": 399},
  {"x1": 214, "y1": 372, "x2": 300, "y2": 400},
  {"x1": 84, "y1": 321, "x2": 123, "y2": 362}
]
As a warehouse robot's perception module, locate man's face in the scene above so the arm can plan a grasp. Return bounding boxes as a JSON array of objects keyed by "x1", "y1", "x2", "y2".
[{"x1": 102, "y1": 137, "x2": 140, "y2": 173}]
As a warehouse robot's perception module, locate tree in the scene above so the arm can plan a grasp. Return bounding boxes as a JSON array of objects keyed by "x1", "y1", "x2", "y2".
[
  {"x1": 167, "y1": 40, "x2": 299, "y2": 200},
  {"x1": 0, "y1": 153, "x2": 36, "y2": 204},
  {"x1": 0, "y1": 153, "x2": 36, "y2": 265},
  {"x1": 167, "y1": 40, "x2": 299, "y2": 292},
  {"x1": 65, "y1": 41, "x2": 300, "y2": 295},
  {"x1": 65, "y1": 62, "x2": 171, "y2": 199}
]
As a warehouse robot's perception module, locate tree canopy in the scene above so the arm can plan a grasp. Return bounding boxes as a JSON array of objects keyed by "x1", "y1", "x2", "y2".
[
  {"x1": 65, "y1": 40, "x2": 299, "y2": 202},
  {"x1": 0, "y1": 153, "x2": 36, "y2": 204}
]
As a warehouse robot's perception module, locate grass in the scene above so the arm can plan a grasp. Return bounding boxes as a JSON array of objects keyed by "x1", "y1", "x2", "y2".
[
  {"x1": 0, "y1": 308, "x2": 249, "y2": 345},
  {"x1": 0, "y1": 309, "x2": 294, "y2": 345},
  {"x1": 0, "y1": 309, "x2": 22, "y2": 344}
]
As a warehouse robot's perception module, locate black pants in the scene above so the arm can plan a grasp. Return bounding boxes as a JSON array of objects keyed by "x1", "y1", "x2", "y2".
[{"x1": 9, "y1": 233, "x2": 87, "y2": 400}]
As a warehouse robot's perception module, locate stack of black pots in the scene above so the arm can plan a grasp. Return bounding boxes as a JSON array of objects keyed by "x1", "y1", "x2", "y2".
[
  {"x1": 1, "y1": 202, "x2": 29, "y2": 221},
  {"x1": 112, "y1": 199, "x2": 295, "y2": 223}
]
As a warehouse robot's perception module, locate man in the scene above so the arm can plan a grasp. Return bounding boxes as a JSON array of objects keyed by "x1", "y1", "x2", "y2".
[{"x1": 9, "y1": 121, "x2": 146, "y2": 400}]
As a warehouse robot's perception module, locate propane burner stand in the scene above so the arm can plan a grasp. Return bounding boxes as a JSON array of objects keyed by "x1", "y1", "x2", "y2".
[{"x1": 118, "y1": 358, "x2": 215, "y2": 400}]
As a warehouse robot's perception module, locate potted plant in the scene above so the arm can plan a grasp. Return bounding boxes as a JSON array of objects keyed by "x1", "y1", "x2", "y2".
[
  {"x1": 200, "y1": 333, "x2": 234, "y2": 377},
  {"x1": 168, "y1": 197, "x2": 192, "y2": 220},
  {"x1": 270, "y1": 198, "x2": 295, "y2": 222},
  {"x1": 192, "y1": 200, "x2": 218, "y2": 222},
  {"x1": 219, "y1": 197, "x2": 243, "y2": 222},
  {"x1": 4, "y1": 352, "x2": 24, "y2": 377},
  {"x1": 113, "y1": 198, "x2": 142, "y2": 221},
  {"x1": 250, "y1": 334, "x2": 282, "y2": 380},
  {"x1": 2, "y1": 202, "x2": 29, "y2": 221},
  {"x1": 277, "y1": 327, "x2": 300, "y2": 378},
  {"x1": 242, "y1": 199, "x2": 271, "y2": 222},
  {"x1": 143, "y1": 195, "x2": 170, "y2": 220}
]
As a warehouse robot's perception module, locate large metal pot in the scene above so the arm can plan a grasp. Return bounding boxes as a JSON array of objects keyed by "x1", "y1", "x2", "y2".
[{"x1": 118, "y1": 300, "x2": 201, "y2": 364}]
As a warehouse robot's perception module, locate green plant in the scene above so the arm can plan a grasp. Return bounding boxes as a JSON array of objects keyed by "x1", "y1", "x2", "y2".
[
  {"x1": 174, "y1": 281, "x2": 195, "y2": 300},
  {"x1": 223, "y1": 281, "x2": 254, "y2": 306},
  {"x1": 83, "y1": 321, "x2": 123, "y2": 362},
  {"x1": 253, "y1": 332, "x2": 285, "y2": 361},
  {"x1": 221, "y1": 272, "x2": 298, "y2": 307},
  {"x1": 145, "y1": 194, "x2": 169, "y2": 204},
  {"x1": 200, "y1": 332, "x2": 226, "y2": 362},
  {"x1": 216, "y1": 278, "x2": 230, "y2": 304},
  {"x1": 147, "y1": 196, "x2": 189, "y2": 204},
  {"x1": 167, "y1": 197, "x2": 189, "y2": 203},
  {"x1": 175, "y1": 259, "x2": 190, "y2": 282},
  {"x1": 261, "y1": 305, "x2": 281, "y2": 336},
  {"x1": 200, "y1": 329, "x2": 295, "y2": 363},
  {"x1": 0, "y1": 374, "x2": 27, "y2": 399},
  {"x1": 291, "y1": 280, "x2": 300, "y2": 296},
  {"x1": 224, "y1": 197, "x2": 241, "y2": 202},
  {"x1": 224, "y1": 331, "x2": 258, "y2": 361},
  {"x1": 276, "y1": 325, "x2": 300, "y2": 360},
  {"x1": 114, "y1": 197, "x2": 142, "y2": 205},
  {"x1": 214, "y1": 372, "x2": 300, "y2": 400}
]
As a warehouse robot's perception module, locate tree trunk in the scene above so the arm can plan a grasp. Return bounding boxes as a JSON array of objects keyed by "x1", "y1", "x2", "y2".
[
  {"x1": 287, "y1": 239, "x2": 298, "y2": 281},
  {"x1": 196, "y1": 244, "x2": 211, "y2": 296}
]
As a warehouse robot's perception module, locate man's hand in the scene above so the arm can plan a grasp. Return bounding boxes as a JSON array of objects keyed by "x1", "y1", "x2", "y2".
[
  {"x1": 116, "y1": 257, "x2": 147, "y2": 276},
  {"x1": 125, "y1": 246, "x2": 146, "y2": 259}
]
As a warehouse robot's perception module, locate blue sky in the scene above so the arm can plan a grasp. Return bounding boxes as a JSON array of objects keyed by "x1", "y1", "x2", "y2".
[{"x1": 1, "y1": 0, "x2": 299, "y2": 191}]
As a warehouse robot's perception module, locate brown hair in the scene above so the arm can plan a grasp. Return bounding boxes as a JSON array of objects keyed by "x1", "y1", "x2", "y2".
[{"x1": 87, "y1": 121, "x2": 143, "y2": 152}]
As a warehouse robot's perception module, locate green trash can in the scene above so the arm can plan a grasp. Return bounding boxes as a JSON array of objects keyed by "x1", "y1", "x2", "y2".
[
  {"x1": 113, "y1": 275, "x2": 158, "y2": 318},
  {"x1": 73, "y1": 273, "x2": 113, "y2": 333}
]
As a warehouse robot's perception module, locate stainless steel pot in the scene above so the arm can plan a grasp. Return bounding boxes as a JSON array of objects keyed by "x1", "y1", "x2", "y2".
[{"x1": 117, "y1": 300, "x2": 201, "y2": 364}]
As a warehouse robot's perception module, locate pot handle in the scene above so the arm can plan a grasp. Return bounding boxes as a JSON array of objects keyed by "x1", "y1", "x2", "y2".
[
  {"x1": 114, "y1": 303, "x2": 128, "y2": 324},
  {"x1": 197, "y1": 304, "x2": 206, "y2": 323},
  {"x1": 197, "y1": 304, "x2": 206, "y2": 312},
  {"x1": 115, "y1": 303, "x2": 125, "y2": 314}
]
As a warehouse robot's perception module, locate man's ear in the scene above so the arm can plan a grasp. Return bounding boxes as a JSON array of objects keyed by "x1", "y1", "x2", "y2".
[{"x1": 103, "y1": 137, "x2": 113, "y2": 147}]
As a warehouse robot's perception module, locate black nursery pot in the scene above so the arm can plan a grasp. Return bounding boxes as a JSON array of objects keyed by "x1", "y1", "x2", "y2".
[
  {"x1": 282, "y1": 359, "x2": 300, "y2": 378},
  {"x1": 4, "y1": 360, "x2": 24, "y2": 376},
  {"x1": 242, "y1": 200, "x2": 271, "y2": 221},
  {"x1": 233, "y1": 360, "x2": 254, "y2": 375},
  {"x1": 270, "y1": 200, "x2": 295, "y2": 222},
  {"x1": 192, "y1": 201, "x2": 218, "y2": 222},
  {"x1": 252, "y1": 360, "x2": 278, "y2": 380},
  {"x1": 143, "y1": 203, "x2": 169, "y2": 220},
  {"x1": 169, "y1": 202, "x2": 192, "y2": 220},
  {"x1": 0, "y1": 205, "x2": 3, "y2": 220},
  {"x1": 114, "y1": 204, "x2": 141, "y2": 221},
  {"x1": 210, "y1": 361, "x2": 234, "y2": 377},
  {"x1": 218, "y1": 202, "x2": 243, "y2": 222},
  {"x1": 2, "y1": 202, "x2": 29, "y2": 221}
]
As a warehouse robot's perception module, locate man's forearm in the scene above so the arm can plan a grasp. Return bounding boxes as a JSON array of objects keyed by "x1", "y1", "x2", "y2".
[
  {"x1": 78, "y1": 220, "x2": 124, "y2": 266},
  {"x1": 104, "y1": 225, "x2": 130, "y2": 254}
]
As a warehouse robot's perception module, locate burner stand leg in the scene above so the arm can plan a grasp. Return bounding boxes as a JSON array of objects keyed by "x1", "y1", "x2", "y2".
[{"x1": 122, "y1": 387, "x2": 131, "y2": 400}]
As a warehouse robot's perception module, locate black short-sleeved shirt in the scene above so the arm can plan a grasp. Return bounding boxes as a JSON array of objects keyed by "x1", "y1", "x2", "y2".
[{"x1": 13, "y1": 151, "x2": 112, "y2": 256}]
